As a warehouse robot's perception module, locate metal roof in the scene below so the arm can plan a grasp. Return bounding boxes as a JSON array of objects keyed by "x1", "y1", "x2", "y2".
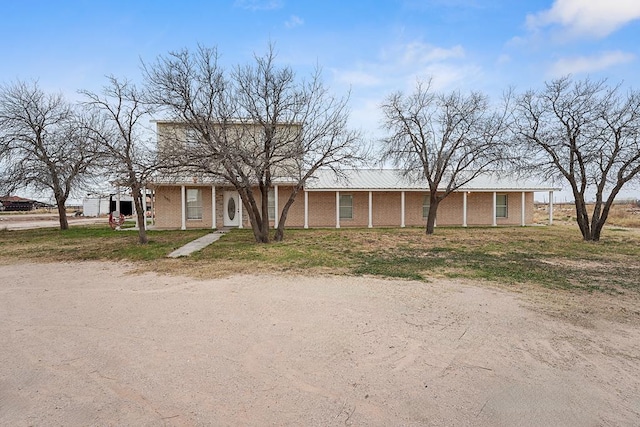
[
  {"x1": 304, "y1": 169, "x2": 559, "y2": 192},
  {"x1": 149, "y1": 173, "x2": 297, "y2": 186},
  {"x1": 149, "y1": 169, "x2": 559, "y2": 192}
]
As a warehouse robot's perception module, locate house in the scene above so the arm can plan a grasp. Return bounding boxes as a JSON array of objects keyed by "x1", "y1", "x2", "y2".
[
  {"x1": 148, "y1": 120, "x2": 558, "y2": 230},
  {"x1": 148, "y1": 169, "x2": 558, "y2": 230}
]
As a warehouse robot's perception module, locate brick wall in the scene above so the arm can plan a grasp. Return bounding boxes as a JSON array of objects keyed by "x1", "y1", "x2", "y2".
[
  {"x1": 154, "y1": 185, "x2": 215, "y2": 229},
  {"x1": 154, "y1": 186, "x2": 181, "y2": 229},
  {"x1": 435, "y1": 193, "x2": 464, "y2": 226},
  {"x1": 274, "y1": 186, "x2": 305, "y2": 227},
  {"x1": 154, "y1": 185, "x2": 537, "y2": 229},
  {"x1": 466, "y1": 192, "x2": 494, "y2": 225},
  {"x1": 306, "y1": 191, "x2": 336, "y2": 227}
]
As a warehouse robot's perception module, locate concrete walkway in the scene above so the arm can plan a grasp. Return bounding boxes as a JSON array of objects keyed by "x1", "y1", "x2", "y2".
[{"x1": 167, "y1": 227, "x2": 231, "y2": 258}]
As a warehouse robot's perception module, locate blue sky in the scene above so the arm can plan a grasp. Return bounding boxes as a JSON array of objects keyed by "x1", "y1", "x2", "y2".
[
  {"x1": 0, "y1": 0, "x2": 640, "y2": 138},
  {"x1": 2, "y1": 0, "x2": 639, "y2": 136},
  {"x1": 3, "y1": 0, "x2": 640, "y2": 202}
]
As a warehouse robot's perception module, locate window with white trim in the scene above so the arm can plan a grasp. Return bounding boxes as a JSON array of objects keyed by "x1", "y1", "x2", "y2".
[
  {"x1": 496, "y1": 194, "x2": 508, "y2": 218},
  {"x1": 267, "y1": 189, "x2": 275, "y2": 220},
  {"x1": 185, "y1": 128, "x2": 199, "y2": 149},
  {"x1": 339, "y1": 194, "x2": 353, "y2": 219},
  {"x1": 422, "y1": 195, "x2": 431, "y2": 219},
  {"x1": 187, "y1": 188, "x2": 203, "y2": 220}
]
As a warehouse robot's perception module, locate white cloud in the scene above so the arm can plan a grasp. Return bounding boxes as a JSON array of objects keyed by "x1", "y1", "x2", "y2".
[
  {"x1": 234, "y1": 0, "x2": 283, "y2": 11},
  {"x1": 527, "y1": 0, "x2": 640, "y2": 38},
  {"x1": 385, "y1": 42, "x2": 465, "y2": 65},
  {"x1": 548, "y1": 51, "x2": 635, "y2": 77},
  {"x1": 331, "y1": 40, "x2": 481, "y2": 94},
  {"x1": 285, "y1": 15, "x2": 304, "y2": 29},
  {"x1": 414, "y1": 63, "x2": 483, "y2": 91},
  {"x1": 506, "y1": 35, "x2": 527, "y2": 48},
  {"x1": 330, "y1": 41, "x2": 484, "y2": 138}
]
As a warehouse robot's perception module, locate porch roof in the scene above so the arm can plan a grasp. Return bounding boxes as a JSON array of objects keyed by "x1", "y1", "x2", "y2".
[
  {"x1": 148, "y1": 169, "x2": 560, "y2": 192},
  {"x1": 148, "y1": 173, "x2": 296, "y2": 186},
  {"x1": 304, "y1": 169, "x2": 560, "y2": 192}
]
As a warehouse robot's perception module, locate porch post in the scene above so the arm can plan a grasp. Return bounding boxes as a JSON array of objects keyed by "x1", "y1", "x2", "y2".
[
  {"x1": 462, "y1": 191, "x2": 468, "y2": 227},
  {"x1": 150, "y1": 188, "x2": 155, "y2": 226},
  {"x1": 335, "y1": 191, "x2": 340, "y2": 229},
  {"x1": 521, "y1": 192, "x2": 526, "y2": 226},
  {"x1": 274, "y1": 185, "x2": 279, "y2": 228},
  {"x1": 211, "y1": 186, "x2": 216, "y2": 229},
  {"x1": 238, "y1": 193, "x2": 243, "y2": 229},
  {"x1": 492, "y1": 191, "x2": 497, "y2": 227},
  {"x1": 304, "y1": 190, "x2": 309, "y2": 229},
  {"x1": 368, "y1": 191, "x2": 373, "y2": 228},
  {"x1": 400, "y1": 191, "x2": 405, "y2": 227},
  {"x1": 180, "y1": 185, "x2": 186, "y2": 230},
  {"x1": 549, "y1": 191, "x2": 554, "y2": 225},
  {"x1": 116, "y1": 186, "x2": 121, "y2": 214},
  {"x1": 134, "y1": 199, "x2": 138, "y2": 229},
  {"x1": 142, "y1": 186, "x2": 147, "y2": 230}
]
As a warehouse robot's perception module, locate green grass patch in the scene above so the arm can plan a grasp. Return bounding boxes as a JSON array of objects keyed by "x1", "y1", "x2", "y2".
[{"x1": 0, "y1": 226, "x2": 210, "y2": 261}]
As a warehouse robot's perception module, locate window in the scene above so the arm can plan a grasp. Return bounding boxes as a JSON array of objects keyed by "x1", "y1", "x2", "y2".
[
  {"x1": 267, "y1": 189, "x2": 275, "y2": 220},
  {"x1": 339, "y1": 194, "x2": 353, "y2": 219},
  {"x1": 187, "y1": 188, "x2": 203, "y2": 220},
  {"x1": 496, "y1": 194, "x2": 508, "y2": 218},
  {"x1": 422, "y1": 195, "x2": 431, "y2": 219},
  {"x1": 185, "y1": 128, "x2": 199, "y2": 149}
]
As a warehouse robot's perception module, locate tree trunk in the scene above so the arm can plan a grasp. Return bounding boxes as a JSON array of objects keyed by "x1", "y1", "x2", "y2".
[
  {"x1": 274, "y1": 193, "x2": 294, "y2": 242},
  {"x1": 590, "y1": 199, "x2": 615, "y2": 243},
  {"x1": 255, "y1": 227, "x2": 269, "y2": 243},
  {"x1": 425, "y1": 197, "x2": 439, "y2": 235},
  {"x1": 274, "y1": 186, "x2": 303, "y2": 242},
  {"x1": 132, "y1": 186, "x2": 148, "y2": 244},
  {"x1": 260, "y1": 183, "x2": 270, "y2": 242},
  {"x1": 236, "y1": 186, "x2": 270, "y2": 244},
  {"x1": 56, "y1": 198, "x2": 69, "y2": 230},
  {"x1": 591, "y1": 221, "x2": 604, "y2": 242},
  {"x1": 273, "y1": 208, "x2": 288, "y2": 241},
  {"x1": 247, "y1": 210, "x2": 269, "y2": 243},
  {"x1": 590, "y1": 185, "x2": 625, "y2": 242},
  {"x1": 247, "y1": 203, "x2": 270, "y2": 244},
  {"x1": 274, "y1": 221, "x2": 285, "y2": 242},
  {"x1": 572, "y1": 191, "x2": 594, "y2": 241}
]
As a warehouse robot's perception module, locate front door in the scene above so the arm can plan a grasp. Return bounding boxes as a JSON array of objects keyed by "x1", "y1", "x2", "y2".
[{"x1": 223, "y1": 191, "x2": 240, "y2": 227}]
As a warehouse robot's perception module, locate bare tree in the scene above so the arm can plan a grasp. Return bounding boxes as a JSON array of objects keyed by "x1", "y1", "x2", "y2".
[
  {"x1": 81, "y1": 76, "x2": 158, "y2": 244},
  {"x1": 380, "y1": 79, "x2": 510, "y2": 235},
  {"x1": 143, "y1": 45, "x2": 364, "y2": 243},
  {"x1": 0, "y1": 81, "x2": 99, "y2": 230},
  {"x1": 513, "y1": 76, "x2": 640, "y2": 241}
]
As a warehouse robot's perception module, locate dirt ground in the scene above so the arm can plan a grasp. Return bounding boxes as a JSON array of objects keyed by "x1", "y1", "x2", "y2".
[
  {"x1": 1, "y1": 261, "x2": 639, "y2": 426},
  {"x1": 0, "y1": 213, "x2": 106, "y2": 230}
]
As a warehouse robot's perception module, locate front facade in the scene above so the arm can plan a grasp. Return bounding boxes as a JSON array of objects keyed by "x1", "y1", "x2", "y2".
[{"x1": 149, "y1": 170, "x2": 558, "y2": 230}]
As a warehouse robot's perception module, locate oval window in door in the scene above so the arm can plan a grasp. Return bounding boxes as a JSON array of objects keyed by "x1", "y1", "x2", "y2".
[{"x1": 227, "y1": 197, "x2": 236, "y2": 221}]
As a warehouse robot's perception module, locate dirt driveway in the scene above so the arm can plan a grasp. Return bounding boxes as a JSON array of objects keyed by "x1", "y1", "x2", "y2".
[
  {"x1": 1, "y1": 261, "x2": 639, "y2": 426},
  {"x1": 0, "y1": 213, "x2": 106, "y2": 230}
]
